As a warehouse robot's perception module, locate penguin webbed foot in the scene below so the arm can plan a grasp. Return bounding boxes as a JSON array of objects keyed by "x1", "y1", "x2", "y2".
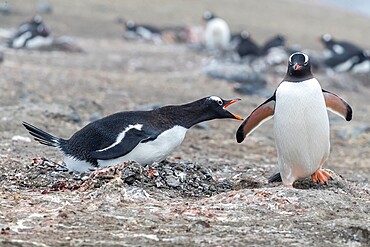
[{"x1": 311, "y1": 169, "x2": 332, "y2": 184}]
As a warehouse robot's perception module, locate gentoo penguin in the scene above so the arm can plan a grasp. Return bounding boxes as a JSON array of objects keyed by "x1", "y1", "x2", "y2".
[
  {"x1": 8, "y1": 15, "x2": 52, "y2": 49},
  {"x1": 202, "y1": 11, "x2": 231, "y2": 50},
  {"x1": 234, "y1": 31, "x2": 260, "y2": 58},
  {"x1": 320, "y1": 33, "x2": 361, "y2": 58},
  {"x1": 24, "y1": 96, "x2": 242, "y2": 173},
  {"x1": 320, "y1": 34, "x2": 366, "y2": 72},
  {"x1": 236, "y1": 52, "x2": 352, "y2": 187},
  {"x1": 349, "y1": 50, "x2": 370, "y2": 73},
  {"x1": 124, "y1": 20, "x2": 162, "y2": 42}
]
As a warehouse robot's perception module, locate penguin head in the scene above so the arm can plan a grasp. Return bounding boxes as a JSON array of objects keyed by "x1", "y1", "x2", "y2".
[
  {"x1": 287, "y1": 52, "x2": 311, "y2": 77},
  {"x1": 33, "y1": 15, "x2": 43, "y2": 24},
  {"x1": 320, "y1": 33, "x2": 334, "y2": 45},
  {"x1": 202, "y1": 11, "x2": 215, "y2": 21},
  {"x1": 240, "y1": 31, "x2": 251, "y2": 40},
  {"x1": 125, "y1": 20, "x2": 136, "y2": 29},
  {"x1": 274, "y1": 35, "x2": 285, "y2": 46},
  {"x1": 204, "y1": 96, "x2": 243, "y2": 120}
]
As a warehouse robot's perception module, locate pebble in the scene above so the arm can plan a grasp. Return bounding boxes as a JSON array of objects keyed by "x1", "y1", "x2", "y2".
[{"x1": 166, "y1": 175, "x2": 180, "y2": 187}]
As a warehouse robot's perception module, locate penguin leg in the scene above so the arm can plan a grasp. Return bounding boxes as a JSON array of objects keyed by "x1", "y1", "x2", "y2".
[{"x1": 311, "y1": 169, "x2": 331, "y2": 184}]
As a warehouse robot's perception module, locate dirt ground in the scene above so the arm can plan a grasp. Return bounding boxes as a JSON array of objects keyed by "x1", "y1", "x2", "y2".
[{"x1": 0, "y1": 1, "x2": 370, "y2": 246}]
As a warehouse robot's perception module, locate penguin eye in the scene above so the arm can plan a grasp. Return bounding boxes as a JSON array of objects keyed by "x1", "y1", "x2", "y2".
[{"x1": 217, "y1": 99, "x2": 223, "y2": 106}]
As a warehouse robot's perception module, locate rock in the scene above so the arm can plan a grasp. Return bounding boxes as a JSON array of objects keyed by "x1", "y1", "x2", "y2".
[
  {"x1": 336, "y1": 125, "x2": 370, "y2": 140},
  {"x1": 11, "y1": 135, "x2": 31, "y2": 142},
  {"x1": 0, "y1": 3, "x2": 11, "y2": 15},
  {"x1": 165, "y1": 175, "x2": 180, "y2": 187},
  {"x1": 36, "y1": 2, "x2": 52, "y2": 14}
]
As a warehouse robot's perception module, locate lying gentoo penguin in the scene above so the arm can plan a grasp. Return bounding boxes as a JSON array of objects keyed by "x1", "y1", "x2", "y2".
[
  {"x1": 319, "y1": 34, "x2": 368, "y2": 72},
  {"x1": 236, "y1": 52, "x2": 352, "y2": 187},
  {"x1": 320, "y1": 33, "x2": 361, "y2": 58},
  {"x1": 234, "y1": 31, "x2": 260, "y2": 58},
  {"x1": 8, "y1": 15, "x2": 52, "y2": 49},
  {"x1": 124, "y1": 20, "x2": 162, "y2": 42},
  {"x1": 24, "y1": 96, "x2": 242, "y2": 173}
]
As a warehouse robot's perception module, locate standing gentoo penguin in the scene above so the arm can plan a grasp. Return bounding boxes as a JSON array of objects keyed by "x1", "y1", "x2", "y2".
[
  {"x1": 202, "y1": 11, "x2": 231, "y2": 50},
  {"x1": 24, "y1": 96, "x2": 242, "y2": 173},
  {"x1": 8, "y1": 15, "x2": 52, "y2": 49},
  {"x1": 236, "y1": 52, "x2": 352, "y2": 187}
]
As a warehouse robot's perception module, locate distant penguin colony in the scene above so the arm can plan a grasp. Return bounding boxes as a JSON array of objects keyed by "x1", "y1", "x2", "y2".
[
  {"x1": 24, "y1": 96, "x2": 242, "y2": 172},
  {"x1": 236, "y1": 52, "x2": 352, "y2": 187},
  {"x1": 8, "y1": 15, "x2": 53, "y2": 49}
]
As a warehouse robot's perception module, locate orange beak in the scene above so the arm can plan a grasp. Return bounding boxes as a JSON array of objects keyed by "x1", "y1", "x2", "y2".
[
  {"x1": 223, "y1": 99, "x2": 243, "y2": 120},
  {"x1": 293, "y1": 64, "x2": 302, "y2": 71}
]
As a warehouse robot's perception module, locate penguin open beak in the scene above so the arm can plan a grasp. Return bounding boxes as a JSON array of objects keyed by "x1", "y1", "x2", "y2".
[
  {"x1": 293, "y1": 64, "x2": 302, "y2": 71},
  {"x1": 223, "y1": 99, "x2": 243, "y2": 120}
]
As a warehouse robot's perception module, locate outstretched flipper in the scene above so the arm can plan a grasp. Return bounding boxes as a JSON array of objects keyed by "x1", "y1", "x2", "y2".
[
  {"x1": 322, "y1": 89, "x2": 352, "y2": 121},
  {"x1": 236, "y1": 94, "x2": 276, "y2": 143}
]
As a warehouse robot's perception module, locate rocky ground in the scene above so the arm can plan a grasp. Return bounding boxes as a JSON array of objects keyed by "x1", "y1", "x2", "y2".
[{"x1": 0, "y1": 1, "x2": 370, "y2": 246}]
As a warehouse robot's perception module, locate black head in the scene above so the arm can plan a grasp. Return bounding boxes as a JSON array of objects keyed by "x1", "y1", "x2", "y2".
[
  {"x1": 320, "y1": 33, "x2": 334, "y2": 45},
  {"x1": 274, "y1": 35, "x2": 285, "y2": 45},
  {"x1": 32, "y1": 15, "x2": 43, "y2": 24},
  {"x1": 240, "y1": 31, "x2": 251, "y2": 40},
  {"x1": 286, "y1": 52, "x2": 313, "y2": 80},
  {"x1": 125, "y1": 20, "x2": 136, "y2": 29},
  {"x1": 163, "y1": 96, "x2": 242, "y2": 129},
  {"x1": 202, "y1": 11, "x2": 216, "y2": 21},
  {"x1": 202, "y1": 96, "x2": 243, "y2": 120}
]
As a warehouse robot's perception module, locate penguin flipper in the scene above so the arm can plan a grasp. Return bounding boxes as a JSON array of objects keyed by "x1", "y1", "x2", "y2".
[
  {"x1": 236, "y1": 94, "x2": 275, "y2": 143},
  {"x1": 322, "y1": 89, "x2": 352, "y2": 121},
  {"x1": 90, "y1": 129, "x2": 157, "y2": 160}
]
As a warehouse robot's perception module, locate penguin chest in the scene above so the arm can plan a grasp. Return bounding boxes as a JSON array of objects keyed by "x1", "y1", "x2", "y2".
[
  {"x1": 205, "y1": 18, "x2": 230, "y2": 49},
  {"x1": 98, "y1": 125, "x2": 188, "y2": 167},
  {"x1": 274, "y1": 79, "x2": 330, "y2": 180}
]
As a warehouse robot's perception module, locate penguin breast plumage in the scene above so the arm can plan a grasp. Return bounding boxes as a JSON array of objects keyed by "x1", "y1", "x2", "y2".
[{"x1": 274, "y1": 78, "x2": 330, "y2": 184}]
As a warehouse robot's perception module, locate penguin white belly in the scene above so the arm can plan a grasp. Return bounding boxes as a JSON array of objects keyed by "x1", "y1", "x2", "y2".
[
  {"x1": 25, "y1": 36, "x2": 53, "y2": 49},
  {"x1": 204, "y1": 18, "x2": 230, "y2": 49},
  {"x1": 11, "y1": 31, "x2": 32, "y2": 48},
  {"x1": 274, "y1": 79, "x2": 330, "y2": 185},
  {"x1": 97, "y1": 125, "x2": 188, "y2": 168}
]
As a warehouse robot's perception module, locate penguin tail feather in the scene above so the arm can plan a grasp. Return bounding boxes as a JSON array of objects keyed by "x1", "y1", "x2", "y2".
[{"x1": 22, "y1": 121, "x2": 64, "y2": 148}]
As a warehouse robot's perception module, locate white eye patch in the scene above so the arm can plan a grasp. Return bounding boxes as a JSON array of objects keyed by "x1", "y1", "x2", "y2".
[
  {"x1": 303, "y1": 53, "x2": 309, "y2": 64},
  {"x1": 322, "y1": 33, "x2": 332, "y2": 42},
  {"x1": 209, "y1": 96, "x2": 223, "y2": 105},
  {"x1": 288, "y1": 52, "x2": 309, "y2": 64}
]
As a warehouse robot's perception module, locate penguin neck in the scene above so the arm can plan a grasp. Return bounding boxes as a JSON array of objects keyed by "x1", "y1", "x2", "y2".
[
  {"x1": 284, "y1": 69, "x2": 314, "y2": 82},
  {"x1": 156, "y1": 102, "x2": 212, "y2": 129}
]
